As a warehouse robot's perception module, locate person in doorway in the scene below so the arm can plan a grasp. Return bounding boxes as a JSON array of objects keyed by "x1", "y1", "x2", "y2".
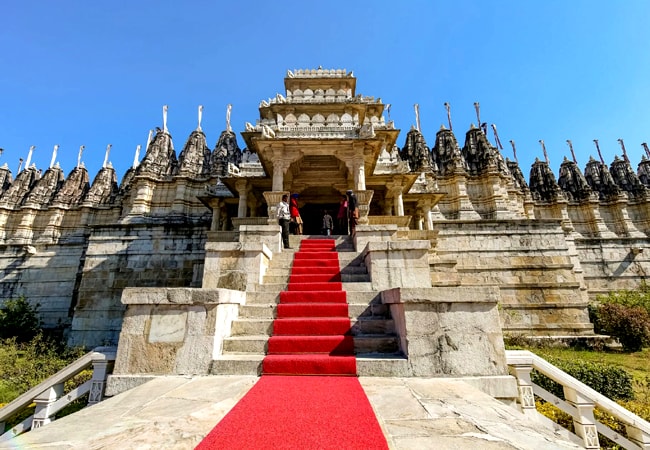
[
  {"x1": 337, "y1": 194, "x2": 348, "y2": 234},
  {"x1": 347, "y1": 190, "x2": 359, "y2": 234},
  {"x1": 290, "y1": 194, "x2": 303, "y2": 235},
  {"x1": 277, "y1": 194, "x2": 291, "y2": 249},
  {"x1": 322, "y1": 210, "x2": 333, "y2": 236}
]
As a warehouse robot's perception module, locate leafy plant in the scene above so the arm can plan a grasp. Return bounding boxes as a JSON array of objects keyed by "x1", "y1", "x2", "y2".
[{"x1": 0, "y1": 297, "x2": 41, "y2": 343}]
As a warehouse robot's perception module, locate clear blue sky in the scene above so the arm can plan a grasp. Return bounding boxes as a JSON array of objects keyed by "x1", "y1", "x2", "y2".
[{"x1": 1, "y1": 1, "x2": 649, "y2": 183}]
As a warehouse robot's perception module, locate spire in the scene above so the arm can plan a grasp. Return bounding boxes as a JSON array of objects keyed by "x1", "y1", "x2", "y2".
[
  {"x1": 197, "y1": 105, "x2": 204, "y2": 132},
  {"x1": 226, "y1": 104, "x2": 232, "y2": 132},
  {"x1": 77, "y1": 145, "x2": 85, "y2": 169},
  {"x1": 444, "y1": 102, "x2": 453, "y2": 131},
  {"x1": 643, "y1": 142, "x2": 650, "y2": 159},
  {"x1": 473, "y1": 102, "x2": 481, "y2": 133},
  {"x1": 509, "y1": 140, "x2": 518, "y2": 164},
  {"x1": 538, "y1": 140, "x2": 549, "y2": 164},
  {"x1": 163, "y1": 105, "x2": 169, "y2": 133},
  {"x1": 491, "y1": 124, "x2": 504, "y2": 150},
  {"x1": 566, "y1": 140, "x2": 577, "y2": 164},
  {"x1": 593, "y1": 139, "x2": 605, "y2": 164},
  {"x1": 50, "y1": 144, "x2": 59, "y2": 168},
  {"x1": 414, "y1": 103, "x2": 421, "y2": 132},
  {"x1": 618, "y1": 138, "x2": 630, "y2": 164},
  {"x1": 384, "y1": 103, "x2": 391, "y2": 122},
  {"x1": 103, "y1": 144, "x2": 112, "y2": 168},
  {"x1": 133, "y1": 144, "x2": 141, "y2": 169},
  {"x1": 146, "y1": 129, "x2": 154, "y2": 151},
  {"x1": 17, "y1": 157, "x2": 23, "y2": 173},
  {"x1": 25, "y1": 145, "x2": 35, "y2": 169}
]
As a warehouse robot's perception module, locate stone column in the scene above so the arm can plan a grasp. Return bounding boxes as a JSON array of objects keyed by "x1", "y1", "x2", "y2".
[
  {"x1": 263, "y1": 191, "x2": 289, "y2": 224},
  {"x1": 387, "y1": 183, "x2": 404, "y2": 216},
  {"x1": 272, "y1": 160, "x2": 290, "y2": 191},
  {"x1": 236, "y1": 179, "x2": 248, "y2": 218}
]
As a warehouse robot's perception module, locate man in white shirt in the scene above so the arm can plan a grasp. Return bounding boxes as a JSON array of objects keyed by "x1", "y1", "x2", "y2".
[{"x1": 277, "y1": 194, "x2": 291, "y2": 249}]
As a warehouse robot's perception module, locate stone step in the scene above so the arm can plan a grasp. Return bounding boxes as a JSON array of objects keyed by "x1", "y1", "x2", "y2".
[
  {"x1": 246, "y1": 282, "x2": 373, "y2": 293},
  {"x1": 262, "y1": 273, "x2": 370, "y2": 284},
  {"x1": 263, "y1": 265, "x2": 367, "y2": 277},
  {"x1": 230, "y1": 317, "x2": 394, "y2": 336},
  {"x1": 210, "y1": 354, "x2": 409, "y2": 377},
  {"x1": 238, "y1": 302, "x2": 390, "y2": 320},
  {"x1": 267, "y1": 253, "x2": 363, "y2": 268},
  {"x1": 245, "y1": 290, "x2": 380, "y2": 305},
  {"x1": 223, "y1": 335, "x2": 399, "y2": 354}
]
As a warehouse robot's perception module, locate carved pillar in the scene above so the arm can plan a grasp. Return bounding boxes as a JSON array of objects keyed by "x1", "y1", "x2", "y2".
[
  {"x1": 263, "y1": 191, "x2": 289, "y2": 224},
  {"x1": 272, "y1": 160, "x2": 290, "y2": 191},
  {"x1": 386, "y1": 183, "x2": 404, "y2": 216},
  {"x1": 355, "y1": 190, "x2": 373, "y2": 225},
  {"x1": 563, "y1": 387, "x2": 600, "y2": 449},
  {"x1": 236, "y1": 179, "x2": 248, "y2": 218}
]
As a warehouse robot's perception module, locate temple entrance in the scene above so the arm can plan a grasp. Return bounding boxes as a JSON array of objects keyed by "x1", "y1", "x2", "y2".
[{"x1": 299, "y1": 202, "x2": 341, "y2": 235}]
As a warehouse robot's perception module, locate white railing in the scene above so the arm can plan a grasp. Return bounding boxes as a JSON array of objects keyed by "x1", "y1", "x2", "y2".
[
  {"x1": 0, "y1": 346, "x2": 116, "y2": 441},
  {"x1": 506, "y1": 350, "x2": 650, "y2": 449}
]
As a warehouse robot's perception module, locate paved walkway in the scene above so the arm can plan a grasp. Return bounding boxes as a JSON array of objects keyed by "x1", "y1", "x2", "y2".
[{"x1": 2, "y1": 376, "x2": 584, "y2": 450}]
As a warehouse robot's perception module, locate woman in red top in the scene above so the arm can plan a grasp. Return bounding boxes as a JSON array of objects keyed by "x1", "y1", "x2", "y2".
[{"x1": 290, "y1": 194, "x2": 303, "y2": 235}]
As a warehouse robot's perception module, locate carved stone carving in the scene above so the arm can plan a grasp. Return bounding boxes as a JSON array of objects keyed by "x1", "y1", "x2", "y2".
[
  {"x1": 529, "y1": 158, "x2": 563, "y2": 202},
  {"x1": 136, "y1": 130, "x2": 178, "y2": 179},
  {"x1": 0, "y1": 165, "x2": 13, "y2": 196},
  {"x1": 462, "y1": 126, "x2": 509, "y2": 177},
  {"x1": 557, "y1": 157, "x2": 592, "y2": 202},
  {"x1": 610, "y1": 155, "x2": 648, "y2": 199},
  {"x1": 178, "y1": 130, "x2": 211, "y2": 177},
  {"x1": 432, "y1": 126, "x2": 466, "y2": 176},
  {"x1": 52, "y1": 166, "x2": 90, "y2": 207},
  {"x1": 506, "y1": 159, "x2": 529, "y2": 192},
  {"x1": 85, "y1": 167, "x2": 118, "y2": 205},
  {"x1": 637, "y1": 156, "x2": 650, "y2": 187},
  {"x1": 211, "y1": 130, "x2": 242, "y2": 177},
  {"x1": 0, "y1": 167, "x2": 39, "y2": 208},
  {"x1": 584, "y1": 157, "x2": 620, "y2": 201},
  {"x1": 400, "y1": 127, "x2": 433, "y2": 173},
  {"x1": 24, "y1": 166, "x2": 65, "y2": 207}
]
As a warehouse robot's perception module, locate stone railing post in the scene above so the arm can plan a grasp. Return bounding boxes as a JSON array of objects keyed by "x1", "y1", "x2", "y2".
[
  {"x1": 563, "y1": 386, "x2": 600, "y2": 449},
  {"x1": 507, "y1": 363, "x2": 538, "y2": 418},
  {"x1": 88, "y1": 348, "x2": 116, "y2": 405},
  {"x1": 32, "y1": 383, "x2": 64, "y2": 428},
  {"x1": 263, "y1": 191, "x2": 289, "y2": 225},
  {"x1": 626, "y1": 424, "x2": 650, "y2": 449},
  {"x1": 354, "y1": 190, "x2": 373, "y2": 225}
]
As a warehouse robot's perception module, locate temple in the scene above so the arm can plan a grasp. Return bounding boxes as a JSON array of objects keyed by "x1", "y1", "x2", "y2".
[{"x1": 0, "y1": 68, "x2": 649, "y2": 357}]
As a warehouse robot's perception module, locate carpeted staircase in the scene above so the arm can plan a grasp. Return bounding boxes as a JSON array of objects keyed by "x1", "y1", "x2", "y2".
[
  {"x1": 211, "y1": 235, "x2": 405, "y2": 376},
  {"x1": 262, "y1": 239, "x2": 357, "y2": 375}
]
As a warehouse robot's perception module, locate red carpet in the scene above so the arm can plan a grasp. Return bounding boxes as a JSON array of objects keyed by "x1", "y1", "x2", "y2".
[
  {"x1": 195, "y1": 376, "x2": 389, "y2": 450},
  {"x1": 197, "y1": 239, "x2": 388, "y2": 449}
]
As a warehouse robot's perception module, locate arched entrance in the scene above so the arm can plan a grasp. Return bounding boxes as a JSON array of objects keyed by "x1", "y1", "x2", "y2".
[{"x1": 290, "y1": 186, "x2": 346, "y2": 235}]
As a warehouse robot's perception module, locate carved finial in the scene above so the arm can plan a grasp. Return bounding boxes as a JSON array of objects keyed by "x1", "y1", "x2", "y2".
[
  {"x1": 593, "y1": 139, "x2": 605, "y2": 165},
  {"x1": 538, "y1": 140, "x2": 549, "y2": 164},
  {"x1": 643, "y1": 142, "x2": 650, "y2": 159},
  {"x1": 17, "y1": 157, "x2": 23, "y2": 173},
  {"x1": 226, "y1": 104, "x2": 232, "y2": 132},
  {"x1": 162, "y1": 105, "x2": 169, "y2": 133},
  {"x1": 566, "y1": 140, "x2": 577, "y2": 164},
  {"x1": 618, "y1": 138, "x2": 629, "y2": 163},
  {"x1": 103, "y1": 144, "x2": 112, "y2": 169},
  {"x1": 197, "y1": 105, "x2": 204, "y2": 132},
  {"x1": 133, "y1": 144, "x2": 141, "y2": 169},
  {"x1": 50, "y1": 144, "x2": 59, "y2": 169},
  {"x1": 473, "y1": 102, "x2": 481, "y2": 132},
  {"x1": 385, "y1": 104, "x2": 391, "y2": 122},
  {"x1": 77, "y1": 145, "x2": 85, "y2": 168},
  {"x1": 444, "y1": 102, "x2": 453, "y2": 131},
  {"x1": 25, "y1": 145, "x2": 35, "y2": 169},
  {"x1": 491, "y1": 124, "x2": 503, "y2": 150},
  {"x1": 509, "y1": 140, "x2": 518, "y2": 164},
  {"x1": 414, "y1": 103, "x2": 421, "y2": 132}
]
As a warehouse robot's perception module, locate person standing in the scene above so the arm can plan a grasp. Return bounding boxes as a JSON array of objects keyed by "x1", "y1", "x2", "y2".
[
  {"x1": 322, "y1": 210, "x2": 333, "y2": 236},
  {"x1": 337, "y1": 194, "x2": 348, "y2": 234},
  {"x1": 290, "y1": 194, "x2": 303, "y2": 235},
  {"x1": 347, "y1": 190, "x2": 359, "y2": 234},
  {"x1": 277, "y1": 194, "x2": 291, "y2": 249}
]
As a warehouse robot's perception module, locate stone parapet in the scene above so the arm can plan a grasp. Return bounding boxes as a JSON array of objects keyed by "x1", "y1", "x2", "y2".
[
  {"x1": 364, "y1": 240, "x2": 432, "y2": 291},
  {"x1": 382, "y1": 286, "x2": 508, "y2": 377},
  {"x1": 111, "y1": 287, "x2": 245, "y2": 386}
]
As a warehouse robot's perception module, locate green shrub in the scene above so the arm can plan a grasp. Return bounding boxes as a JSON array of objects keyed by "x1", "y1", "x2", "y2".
[
  {"x1": 531, "y1": 356, "x2": 634, "y2": 401},
  {"x1": 592, "y1": 303, "x2": 650, "y2": 352},
  {"x1": 596, "y1": 281, "x2": 650, "y2": 312},
  {"x1": 0, "y1": 297, "x2": 41, "y2": 342}
]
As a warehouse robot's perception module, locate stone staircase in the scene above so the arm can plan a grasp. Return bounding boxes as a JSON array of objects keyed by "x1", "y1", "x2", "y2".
[{"x1": 211, "y1": 235, "x2": 407, "y2": 376}]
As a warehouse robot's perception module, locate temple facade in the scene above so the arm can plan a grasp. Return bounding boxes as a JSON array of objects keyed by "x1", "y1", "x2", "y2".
[{"x1": 1, "y1": 68, "x2": 650, "y2": 348}]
